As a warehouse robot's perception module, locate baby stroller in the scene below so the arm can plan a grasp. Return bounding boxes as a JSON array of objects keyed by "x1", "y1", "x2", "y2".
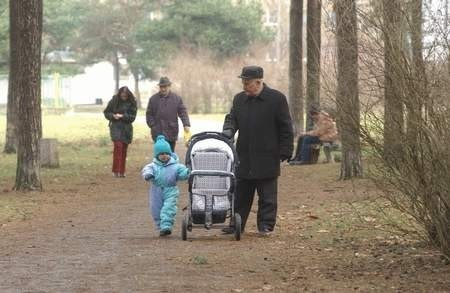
[{"x1": 182, "y1": 131, "x2": 241, "y2": 241}]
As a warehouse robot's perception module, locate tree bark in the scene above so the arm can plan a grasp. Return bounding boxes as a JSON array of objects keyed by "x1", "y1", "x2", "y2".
[
  {"x1": 406, "y1": 0, "x2": 426, "y2": 146},
  {"x1": 383, "y1": 0, "x2": 405, "y2": 164},
  {"x1": 4, "y1": 0, "x2": 19, "y2": 154},
  {"x1": 132, "y1": 70, "x2": 142, "y2": 109},
  {"x1": 13, "y1": 0, "x2": 43, "y2": 191},
  {"x1": 289, "y1": 0, "x2": 304, "y2": 136},
  {"x1": 306, "y1": 0, "x2": 321, "y2": 130},
  {"x1": 113, "y1": 51, "x2": 120, "y2": 94},
  {"x1": 335, "y1": 0, "x2": 363, "y2": 179}
]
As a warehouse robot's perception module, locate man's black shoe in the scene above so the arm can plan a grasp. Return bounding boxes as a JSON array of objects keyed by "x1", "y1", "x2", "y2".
[
  {"x1": 258, "y1": 228, "x2": 273, "y2": 236},
  {"x1": 159, "y1": 230, "x2": 171, "y2": 237},
  {"x1": 221, "y1": 227, "x2": 235, "y2": 234}
]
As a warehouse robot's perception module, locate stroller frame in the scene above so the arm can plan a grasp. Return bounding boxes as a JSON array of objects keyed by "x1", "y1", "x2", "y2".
[{"x1": 182, "y1": 131, "x2": 241, "y2": 241}]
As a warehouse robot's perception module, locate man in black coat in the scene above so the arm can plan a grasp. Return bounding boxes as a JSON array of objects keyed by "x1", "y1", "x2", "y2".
[{"x1": 222, "y1": 65, "x2": 293, "y2": 235}]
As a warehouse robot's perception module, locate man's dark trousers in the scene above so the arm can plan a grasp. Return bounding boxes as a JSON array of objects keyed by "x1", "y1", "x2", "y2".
[{"x1": 235, "y1": 177, "x2": 278, "y2": 232}]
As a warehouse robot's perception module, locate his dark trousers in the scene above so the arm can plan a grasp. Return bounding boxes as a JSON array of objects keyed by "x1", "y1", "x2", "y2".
[{"x1": 235, "y1": 177, "x2": 278, "y2": 232}]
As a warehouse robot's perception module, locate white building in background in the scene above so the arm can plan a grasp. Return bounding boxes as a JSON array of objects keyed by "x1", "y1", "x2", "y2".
[
  {"x1": 259, "y1": 0, "x2": 290, "y2": 63},
  {"x1": 0, "y1": 61, "x2": 155, "y2": 107}
]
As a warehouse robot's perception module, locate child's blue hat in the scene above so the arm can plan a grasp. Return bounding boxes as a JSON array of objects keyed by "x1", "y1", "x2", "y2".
[{"x1": 154, "y1": 135, "x2": 171, "y2": 158}]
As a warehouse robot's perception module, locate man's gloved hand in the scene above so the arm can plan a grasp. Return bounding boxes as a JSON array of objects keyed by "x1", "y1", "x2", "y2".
[
  {"x1": 184, "y1": 129, "x2": 192, "y2": 146},
  {"x1": 222, "y1": 129, "x2": 234, "y2": 139},
  {"x1": 280, "y1": 154, "x2": 291, "y2": 162}
]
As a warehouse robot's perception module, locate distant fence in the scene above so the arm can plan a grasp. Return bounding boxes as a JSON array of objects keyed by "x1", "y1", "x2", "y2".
[
  {"x1": 42, "y1": 73, "x2": 71, "y2": 108},
  {"x1": 0, "y1": 73, "x2": 72, "y2": 108}
]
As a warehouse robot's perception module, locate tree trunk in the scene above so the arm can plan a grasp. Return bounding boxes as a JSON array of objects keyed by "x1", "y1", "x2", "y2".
[
  {"x1": 132, "y1": 70, "x2": 142, "y2": 109},
  {"x1": 306, "y1": 0, "x2": 321, "y2": 130},
  {"x1": 410, "y1": 0, "x2": 426, "y2": 93},
  {"x1": 335, "y1": 0, "x2": 363, "y2": 179},
  {"x1": 13, "y1": 0, "x2": 43, "y2": 191},
  {"x1": 4, "y1": 1, "x2": 19, "y2": 154},
  {"x1": 406, "y1": 0, "x2": 426, "y2": 146},
  {"x1": 113, "y1": 51, "x2": 120, "y2": 94},
  {"x1": 289, "y1": 0, "x2": 304, "y2": 136},
  {"x1": 383, "y1": 0, "x2": 404, "y2": 164}
]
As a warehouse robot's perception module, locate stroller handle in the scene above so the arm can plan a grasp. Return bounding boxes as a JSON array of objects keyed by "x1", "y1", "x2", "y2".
[{"x1": 189, "y1": 170, "x2": 235, "y2": 178}]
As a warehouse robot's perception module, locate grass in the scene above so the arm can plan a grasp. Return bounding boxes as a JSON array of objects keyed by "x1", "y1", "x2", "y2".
[
  {"x1": 0, "y1": 195, "x2": 38, "y2": 223},
  {"x1": 0, "y1": 112, "x2": 225, "y2": 223},
  {"x1": 0, "y1": 112, "x2": 143, "y2": 180},
  {"x1": 300, "y1": 192, "x2": 425, "y2": 248},
  {"x1": 191, "y1": 255, "x2": 208, "y2": 265},
  {"x1": 0, "y1": 111, "x2": 225, "y2": 146}
]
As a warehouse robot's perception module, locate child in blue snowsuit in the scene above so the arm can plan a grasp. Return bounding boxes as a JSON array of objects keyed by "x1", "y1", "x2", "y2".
[{"x1": 142, "y1": 135, "x2": 190, "y2": 236}]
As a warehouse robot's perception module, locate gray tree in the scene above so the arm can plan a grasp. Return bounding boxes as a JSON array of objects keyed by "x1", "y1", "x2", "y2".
[
  {"x1": 12, "y1": 0, "x2": 43, "y2": 191},
  {"x1": 335, "y1": 0, "x2": 362, "y2": 179},
  {"x1": 289, "y1": 0, "x2": 304, "y2": 136},
  {"x1": 382, "y1": 0, "x2": 404, "y2": 164},
  {"x1": 406, "y1": 0, "x2": 427, "y2": 146},
  {"x1": 306, "y1": 0, "x2": 321, "y2": 130}
]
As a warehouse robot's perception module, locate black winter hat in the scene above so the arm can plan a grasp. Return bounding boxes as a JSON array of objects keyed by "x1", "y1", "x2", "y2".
[{"x1": 238, "y1": 66, "x2": 264, "y2": 79}]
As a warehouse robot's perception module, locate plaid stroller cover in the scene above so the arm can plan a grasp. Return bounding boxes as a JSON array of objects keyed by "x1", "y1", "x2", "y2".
[{"x1": 187, "y1": 135, "x2": 236, "y2": 227}]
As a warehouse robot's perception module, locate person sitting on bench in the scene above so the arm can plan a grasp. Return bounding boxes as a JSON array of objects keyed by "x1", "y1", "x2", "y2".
[{"x1": 290, "y1": 108, "x2": 338, "y2": 165}]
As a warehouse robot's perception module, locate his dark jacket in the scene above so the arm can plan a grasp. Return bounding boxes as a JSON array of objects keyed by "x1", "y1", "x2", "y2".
[
  {"x1": 103, "y1": 97, "x2": 137, "y2": 144},
  {"x1": 223, "y1": 84, "x2": 293, "y2": 179},
  {"x1": 146, "y1": 91, "x2": 190, "y2": 142}
]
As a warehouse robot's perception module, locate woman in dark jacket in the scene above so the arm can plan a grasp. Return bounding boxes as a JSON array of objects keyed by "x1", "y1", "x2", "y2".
[{"x1": 103, "y1": 86, "x2": 137, "y2": 177}]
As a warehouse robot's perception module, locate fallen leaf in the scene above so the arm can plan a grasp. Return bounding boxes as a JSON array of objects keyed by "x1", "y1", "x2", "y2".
[
  {"x1": 363, "y1": 216, "x2": 376, "y2": 222},
  {"x1": 262, "y1": 285, "x2": 273, "y2": 291}
]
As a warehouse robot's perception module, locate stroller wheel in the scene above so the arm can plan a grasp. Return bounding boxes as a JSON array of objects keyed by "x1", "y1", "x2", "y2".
[
  {"x1": 187, "y1": 217, "x2": 193, "y2": 232},
  {"x1": 233, "y1": 213, "x2": 241, "y2": 241},
  {"x1": 182, "y1": 214, "x2": 188, "y2": 241}
]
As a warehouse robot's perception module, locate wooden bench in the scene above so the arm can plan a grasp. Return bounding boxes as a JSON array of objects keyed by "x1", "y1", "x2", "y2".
[{"x1": 310, "y1": 141, "x2": 340, "y2": 164}]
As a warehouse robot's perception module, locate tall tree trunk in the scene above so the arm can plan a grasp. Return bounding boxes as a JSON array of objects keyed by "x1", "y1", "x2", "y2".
[
  {"x1": 113, "y1": 51, "x2": 120, "y2": 94},
  {"x1": 335, "y1": 0, "x2": 362, "y2": 179},
  {"x1": 13, "y1": 0, "x2": 43, "y2": 191},
  {"x1": 406, "y1": 0, "x2": 426, "y2": 146},
  {"x1": 132, "y1": 70, "x2": 142, "y2": 109},
  {"x1": 289, "y1": 0, "x2": 304, "y2": 136},
  {"x1": 306, "y1": 0, "x2": 321, "y2": 130},
  {"x1": 446, "y1": 0, "x2": 449, "y2": 79},
  {"x1": 4, "y1": 1, "x2": 18, "y2": 154},
  {"x1": 383, "y1": 0, "x2": 404, "y2": 164}
]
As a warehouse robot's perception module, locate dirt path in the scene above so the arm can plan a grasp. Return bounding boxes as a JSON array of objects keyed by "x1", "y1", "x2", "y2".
[{"x1": 1, "y1": 145, "x2": 449, "y2": 292}]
